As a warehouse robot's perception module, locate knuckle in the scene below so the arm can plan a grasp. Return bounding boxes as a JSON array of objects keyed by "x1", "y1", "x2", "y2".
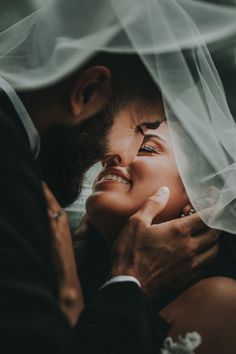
[
  {"x1": 172, "y1": 220, "x2": 189, "y2": 238},
  {"x1": 60, "y1": 211, "x2": 68, "y2": 222},
  {"x1": 211, "y1": 242, "x2": 220, "y2": 256},
  {"x1": 204, "y1": 229, "x2": 219, "y2": 243},
  {"x1": 61, "y1": 220, "x2": 69, "y2": 230},
  {"x1": 180, "y1": 224, "x2": 191, "y2": 237},
  {"x1": 61, "y1": 210, "x2": 67, "y2": 217},
  {"x1": 185, "y1": 239, "x2": 196, "y2": 257},
  {"x1": 176, "y1": 218, "x2": 191, "y2": 236},
  {"x1": 166, "y1": 220, "x2": 181, "y2": 237},
  {"x1": 175, "y1": 225, "x2": 186, "y2": 238},
  {"x1": 128, "y1": 214, "x2": 145, "y2": 229},
  {"x1": 62, "y1": 211, "x2": 69, "y2": 221},
  {"x1": 212, "y1": 229, "x2": 220, "y2": 239}
]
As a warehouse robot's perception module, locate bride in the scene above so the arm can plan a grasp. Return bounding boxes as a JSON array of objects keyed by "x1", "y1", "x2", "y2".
[{"x1": 81, "y1": 96, "x2": 236, "y2": 354}]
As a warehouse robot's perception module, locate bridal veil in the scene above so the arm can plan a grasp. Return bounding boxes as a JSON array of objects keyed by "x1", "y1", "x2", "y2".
[{"x1": 1, "y1": 0, "x2": 236, "y2": 233}]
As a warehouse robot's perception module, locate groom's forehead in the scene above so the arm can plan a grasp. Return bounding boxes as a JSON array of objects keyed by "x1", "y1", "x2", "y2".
[
  {"x1": 107, "y1": 94, "x2": 165, "y2": 134},
  {"x1": 131, "y1": 100, "x2": 165, "y2": 128}
]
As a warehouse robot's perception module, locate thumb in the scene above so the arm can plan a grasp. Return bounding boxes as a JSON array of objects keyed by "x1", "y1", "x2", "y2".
[{"x1": 134, "y1": 186, "x2": 170, "y2": 226}]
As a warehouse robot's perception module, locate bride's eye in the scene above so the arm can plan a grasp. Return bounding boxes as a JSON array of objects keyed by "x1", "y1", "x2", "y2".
[{"x1": 139, "y1": 144, "x2": 160, "y2": 154}]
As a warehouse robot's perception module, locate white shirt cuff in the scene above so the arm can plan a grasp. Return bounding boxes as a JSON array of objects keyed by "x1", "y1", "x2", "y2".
[{"x1": 100, "y1": 275, "x2": 141, "y2": 290}]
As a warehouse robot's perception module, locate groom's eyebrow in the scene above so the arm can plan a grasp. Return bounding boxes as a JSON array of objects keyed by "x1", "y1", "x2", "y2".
[{"x1": 142, "y1": 120, "x2": 161, "y2": 130}]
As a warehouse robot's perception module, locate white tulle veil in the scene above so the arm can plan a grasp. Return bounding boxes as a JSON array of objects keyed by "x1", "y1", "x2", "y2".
[{"x1": 1, "y1": 0, "x2": 236, "y2": 233}]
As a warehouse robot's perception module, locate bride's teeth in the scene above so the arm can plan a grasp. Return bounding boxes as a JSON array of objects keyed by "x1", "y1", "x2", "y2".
[{"x1": 100, "y1": 174, "x2": 130, "y2": 184}]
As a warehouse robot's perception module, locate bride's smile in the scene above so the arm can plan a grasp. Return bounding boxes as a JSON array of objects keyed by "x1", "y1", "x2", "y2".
[{"x1": 95, "y1": 167, "x2": 132, "y2": 187}]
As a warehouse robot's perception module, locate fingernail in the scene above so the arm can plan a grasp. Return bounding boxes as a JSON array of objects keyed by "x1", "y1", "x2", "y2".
[{"x1": 157, "y1": 186, "x2": 169, "y2": 197}]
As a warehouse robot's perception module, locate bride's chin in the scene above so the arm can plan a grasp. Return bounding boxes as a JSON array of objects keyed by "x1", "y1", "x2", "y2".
[
  {"x1": 86, "y1": 197, "x2": 130, "y2": 244},
  {"x1": 86, "y1": 191, "x2": 133, "y2": 220}
]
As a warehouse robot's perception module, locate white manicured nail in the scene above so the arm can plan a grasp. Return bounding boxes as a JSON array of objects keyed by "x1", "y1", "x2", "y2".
[{"x1": 157, "y1": 186, "x2": 169, "y2": 197}]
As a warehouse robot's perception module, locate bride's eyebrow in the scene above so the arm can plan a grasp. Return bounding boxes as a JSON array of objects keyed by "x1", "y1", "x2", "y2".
[{"x1": 144, "y1": 133, "x2": 167, "y2": 145}]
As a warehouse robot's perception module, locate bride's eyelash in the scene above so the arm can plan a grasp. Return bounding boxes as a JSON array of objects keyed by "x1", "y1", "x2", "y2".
[{"x1": 139, "y1": 144, "x2": 160, "y2": 153}]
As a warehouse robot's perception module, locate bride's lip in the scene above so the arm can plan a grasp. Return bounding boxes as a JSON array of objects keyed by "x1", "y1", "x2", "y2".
[{"x1": 96, "y1": 168, "x2": 132, "y2": 184}]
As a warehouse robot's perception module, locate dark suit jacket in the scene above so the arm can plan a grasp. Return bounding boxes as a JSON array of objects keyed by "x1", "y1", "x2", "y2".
[{"x1": 0, "y1": 88, "x2": 169, "y2": 353}]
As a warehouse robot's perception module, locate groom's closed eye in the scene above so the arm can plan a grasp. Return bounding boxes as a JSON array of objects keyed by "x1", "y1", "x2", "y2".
[{"x1": 136, "y1": 120, "x2": 161, "y2": 136}]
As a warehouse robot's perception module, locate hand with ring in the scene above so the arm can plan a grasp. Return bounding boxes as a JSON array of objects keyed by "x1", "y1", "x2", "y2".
[{"x1": 42, "y1": 182, "x2": 84, "y2": 327}]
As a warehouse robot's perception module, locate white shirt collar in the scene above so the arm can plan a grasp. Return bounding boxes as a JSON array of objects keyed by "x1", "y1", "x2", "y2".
[{"x1": 0, "y1": 77, "x2": 40, "y2": 159}]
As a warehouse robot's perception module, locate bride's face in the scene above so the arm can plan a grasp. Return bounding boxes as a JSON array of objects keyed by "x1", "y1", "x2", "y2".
[{"x1": 86, "y1": 111, "x2": 189, "y2": 243}]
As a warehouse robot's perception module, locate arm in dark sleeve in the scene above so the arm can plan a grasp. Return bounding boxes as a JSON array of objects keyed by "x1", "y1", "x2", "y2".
[
  {"x1": 76, "y1": 282, "x2": 170, "y2": 354},
  {"x1": 0, "y1": 105, "x2": 78, "y2": 354},
  {"x1": 74, "y1": 217, "x2": 170, "y2": 354}
]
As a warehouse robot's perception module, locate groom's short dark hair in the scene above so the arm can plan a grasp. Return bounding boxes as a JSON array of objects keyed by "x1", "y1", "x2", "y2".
[{"x1": 83, "y1": 52, "x2": 162, "y2": 113}]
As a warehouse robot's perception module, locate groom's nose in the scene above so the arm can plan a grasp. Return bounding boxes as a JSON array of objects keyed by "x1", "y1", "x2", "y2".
[
  {"x1": 103, "y1": 134, "x2": 144, "y2": 167},
  {"x1": 117, "y1": 151, "x2": 136, "y2": 167},
  {"x1": 103, "y1": 146, "x2": 140, "y2": 168},
  {"x1": 118, "y1": 137, "x2": 144, "y2": 166}
]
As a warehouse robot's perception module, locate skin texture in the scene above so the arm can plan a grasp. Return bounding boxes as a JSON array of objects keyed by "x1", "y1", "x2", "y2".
[
  {"x1": 86, "y1": 118, "x2": 189, "y2": 244},
  {"x1": 160, "y1": 277, "x2": 236, "y2": 354}
]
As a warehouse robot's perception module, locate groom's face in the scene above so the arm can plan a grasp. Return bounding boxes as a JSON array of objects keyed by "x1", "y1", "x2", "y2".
[
  {"x1": 38, "y1": 100, "x2": 161, "y2": 207},
  {"x1": 37, "y1": 105, "x2": 112, "y2": 207}
]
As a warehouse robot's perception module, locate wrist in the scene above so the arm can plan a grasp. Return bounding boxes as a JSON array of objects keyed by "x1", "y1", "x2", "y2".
[{"x1": 100, "y1": 275, "x2": 141, "y2": 290}]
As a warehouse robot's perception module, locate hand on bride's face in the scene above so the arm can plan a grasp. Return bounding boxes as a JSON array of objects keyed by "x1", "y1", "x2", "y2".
[{"x1": 86, "y1": 120, "x2": 189, "y2": 243}]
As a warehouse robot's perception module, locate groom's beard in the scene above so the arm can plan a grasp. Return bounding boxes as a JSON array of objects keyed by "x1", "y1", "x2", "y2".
[{"x1": 37, "y1": 108, "x2": 113, "y2": 207}]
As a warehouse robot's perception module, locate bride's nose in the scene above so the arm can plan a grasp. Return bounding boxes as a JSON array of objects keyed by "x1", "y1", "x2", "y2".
[{"x1": 102, "y1": 155, "x2": 121, "y2": 168}]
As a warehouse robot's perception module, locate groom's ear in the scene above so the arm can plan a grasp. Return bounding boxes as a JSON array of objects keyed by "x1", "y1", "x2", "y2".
[{"x1": 69, "y1": 66, "x2": 111, "y2": 123}]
